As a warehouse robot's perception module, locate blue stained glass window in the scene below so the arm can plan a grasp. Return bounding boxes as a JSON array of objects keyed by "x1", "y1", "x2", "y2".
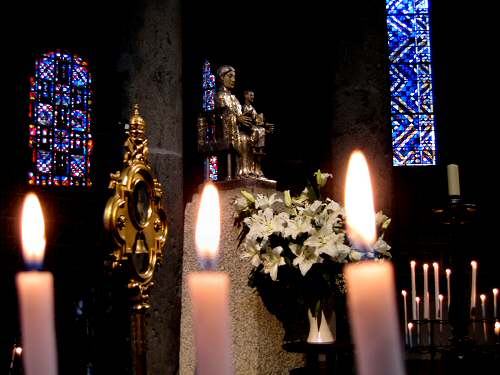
[
  {"x1": 386, "y1": 0, "x2": 436, "y2": 166},
  {"x1": 28, "y1": 51, "x2": 93, "y2": 186}
]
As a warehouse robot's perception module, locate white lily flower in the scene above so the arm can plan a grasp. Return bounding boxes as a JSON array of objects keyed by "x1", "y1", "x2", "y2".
[
  {"x1": 244, "y1": 208, "x2": 288, "y2": 240},
  {"x1": 241, "y1": 238, "x2": 263, "y2": 267},
  {"x1": 373, "y1": 236, "x2": 391, "y2": 257},
  {"x1": 262, "y1": 246, "x2": 286, "y2": 281},
  {"x1": 314, "y1": 169, "x2": 333, "y2": 188},
  {"x1": 290, "y1": 244, "x2": 321, "y2": 276},
  {"x1": 234, "y1": 196, "x2": 250, "y2": 211},
  {"x1": 255, "y1": 193, "x2": 283, "y2": 210},
  {"x1": 283, "y1": 215, "x2": 314, "y2": 239}
]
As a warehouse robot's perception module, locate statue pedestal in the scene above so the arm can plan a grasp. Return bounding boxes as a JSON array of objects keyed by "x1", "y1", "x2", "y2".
[{"x1": 180, "y1": 179, "x2": 305, "y2": 374}]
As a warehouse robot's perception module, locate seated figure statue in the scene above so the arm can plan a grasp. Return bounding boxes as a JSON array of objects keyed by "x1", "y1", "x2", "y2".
[{"x1": 215, "y1": 65, "x2": 254, "y2": 178}]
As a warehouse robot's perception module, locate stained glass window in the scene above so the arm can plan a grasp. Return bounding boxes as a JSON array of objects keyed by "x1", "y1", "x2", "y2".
[
  {"x1": 202, "y1": 60, "x2": 218, "y2": 181},
  {"x1": 28, "y1": 51, "x2": 93, "y2": 186},
  {"x1": 386, "y1": 0, "x2": 436, "y2": 166}
]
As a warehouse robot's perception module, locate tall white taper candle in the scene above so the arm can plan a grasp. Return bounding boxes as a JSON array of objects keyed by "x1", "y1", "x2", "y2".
[
  {"x1": 411, "y1": 261, "x2": 417, "y2": 320},
  {"x1": 423, "y1": 264, "x2": 430, "y2": 319}
]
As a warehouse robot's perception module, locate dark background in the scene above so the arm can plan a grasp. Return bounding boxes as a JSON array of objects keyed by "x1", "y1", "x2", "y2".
[{"x1": 1, "y1": 0, "x2": 499, "y2": 373}]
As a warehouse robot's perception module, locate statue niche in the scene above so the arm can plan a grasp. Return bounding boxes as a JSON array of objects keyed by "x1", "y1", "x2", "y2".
[{"x1": 197, "y1": 62, "x2": 274, "y2": 180}]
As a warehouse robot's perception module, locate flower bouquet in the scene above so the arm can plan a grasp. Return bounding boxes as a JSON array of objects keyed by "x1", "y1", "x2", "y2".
[{"x1": 233, "y1": 171, "x2": 392, "y2": 343}]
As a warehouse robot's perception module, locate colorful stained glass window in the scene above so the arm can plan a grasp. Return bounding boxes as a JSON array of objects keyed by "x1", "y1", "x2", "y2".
[
  {"x1": 28, "y1": 51, "x2": 93, "y2": 186},
  {"x1": 386, "y1": 0, "x2": 436, "y2": 166},
  {"x1": 202, "y1": 60, "x2": 218, "y2": 181}
]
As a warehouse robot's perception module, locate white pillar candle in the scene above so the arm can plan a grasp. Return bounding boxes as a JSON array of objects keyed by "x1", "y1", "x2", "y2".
[
  {"x1": 16, "y1": 193, "x2": 57, "y2": 375},
  {"x1": 471, "y1": 261, "x2": 478, "y2": 316},
  {"x1": 446, "y1": 269, "x2": 451, "y2": 312},
  {"x1": 480, "y1": 294, "x2": 486, "y2": 319},
  {"x1": 402, "y1": 290, "x2": 408, "y2": 345},
  {"x1": 345, "y1": 262, "x2": 405, "y2": 375},
  {"x1": 423, "y1": 264, "x2": 430, "y2": 319},
  {"x1": 433, "y1": 263, "x2": 440, "y2": 320},
  {"x1": 447, "y1": 164, "x2": 460, "y2": 196},
  {"x1": 344, "y1": 150, "x2": 404, "y2": 375},
  {"x1": 493, "y1": 288, "x2": 498, "y2": 318},
  {"x1": 411, "y1": 261, "x2": 417, "y2": 320},
  {"x1": 188, "y1": 183, "x2": 232, "y2": 375}
]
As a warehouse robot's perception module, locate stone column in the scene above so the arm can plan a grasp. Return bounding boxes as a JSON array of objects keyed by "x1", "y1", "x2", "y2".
[
  {"x1": 118, "y1": 0, "x2": 183, "y2": 373},
  {"x1": 330, "y1": 1, "x2": 393, "y2": 215},
  {"x1": 180, "y1": 181, "x2": 305, "y2": 374}
]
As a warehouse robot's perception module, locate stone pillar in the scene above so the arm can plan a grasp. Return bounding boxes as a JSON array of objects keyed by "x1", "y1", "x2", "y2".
[
  {"x1": 330, "y1": 1, "x2": 393, "y2": 215},
  {"x1": 118, "y1": 0, "x2": 183, "y2": 373},
  {"x1": 180, "y1": 181, "x2": 305, "y2": 374}
]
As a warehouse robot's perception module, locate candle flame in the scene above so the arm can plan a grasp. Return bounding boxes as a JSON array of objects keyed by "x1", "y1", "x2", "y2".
[
  {"x1": 433, "y1": 262, "x2": 438, "y2": 269},
  {"x1": 21, "y1": 193, "x2": 46, "y2": 268},
  {"x1": 408, "y1": 322, "x2": 413, "y2": 330},
  {"x1": 439, "y1": 294, "x2": 444, "y2": 301},
  {"x1": 195, "y1": 183, "x2": 221, "y2": 265},
  {"x1": 416, "y1": 297, "x2": 420, "y2": 303},
  {"x1": 410, "y1": 260, "x2": 416, "y2": 267},
  {"x1": 402, "y1": 290, "x2": 407, "y2": 296},
  {"x1": 446, "y1": 269, "x2": 451, "y2": 276},
  {"x1": 344, "y1": 150, "x2": 375, "y2": 249},
  {"x1": 14, "y1": 347, "x2": 23, "y2": 355},
  {"x1": 494, "y1": 288, "x2": 498, "y2": 296},
  {"x1": 423, "y1": 263, "x2": 429, "y2": 271},
  {"x1": 471, "y1": 261, "x2": 477, "y2": 269},
  {"x1": 480, "y1": 294, "x2": 486, "y2": 302}
]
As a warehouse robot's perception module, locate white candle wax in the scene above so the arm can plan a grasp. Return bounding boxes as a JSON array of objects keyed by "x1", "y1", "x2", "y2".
[
  {"x1": 495, "y1": 322, "x2": 500, "y2": 336},
  {"x1": 446, "y1": 269, "x2": 451, "y2": 312},
  {"x1": 345, "y1": 262, "x2": 405, "y2": 375},
  {"x1": 411, "y1": 261, "x2": 417, "y2": 320},
  {"x1": 416, "y1": 297, "x2": 421, "y2": 344},
  {"x1": 480, "y1": 294, "x2": 486, "y2": 319},
  {"x1": 17, "y1": 193, "x2": 57, "y2": 375},
  {"x1": 447, "y1": 164, "x2": 460, "y2": 196},
  {"x1": 402, "y1": 290, "x2": 408, "y2": 345},
  {"x1": 407, "y1": 323, "x2": 413, "y2": 348},
  {"x1": 16, "y1": 273, "x2": 58, "y2": 375},
  {"x1": 493, "y1": 288, "x2": 498, "y2": 318},
  {"x1": 433, "y1": 263, "x2": 440, "y2": 320},
  {"x1": 423, "y1": 264, "x2": 430, "y2": 319},
  {"x1": 190, "y1": 183, "x2": 232, "y2": 375},
  {"x1": 471, "y1": 261, "x2": 477, "y2": 316},
  {"x1": 188, "y1": 272, "x2": 232, "y2": 375}
]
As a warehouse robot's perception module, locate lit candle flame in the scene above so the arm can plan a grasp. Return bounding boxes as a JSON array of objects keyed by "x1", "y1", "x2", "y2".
[
  {"x1": 195, "y1": 183, "x2": 221, "y2": 268},
  {"x1": 446, "y1": 269, "x2": 451, "y2": 276},
  {"x1": 14, "y1": 347, "x2": 23, "y2": 356},
  {"x1": 411, "y1": 260, "x2": 416, "y2": 267},
  {"x1": 21, "y1": 193, "x2": 46, "y2": 269},
  {"x1": 423, "y1": 263, "x2": 429, "y2": 271},
  {"x1": 494, "y1": 288, "x2": 498, "y2": 296},
  {"x1": 402, "y1": 290, "x2": 407, "y2": 297},
  {"x1": 480, "y1": 294, "x2": 486, "y2": 302},
  {"x1": 471, "y1": 260, "x2": 477, "y2": 269},
  {"x1": 439, "y1": 294, "x2": 444, "y2": 302},
  {"x1": 344, "y1": 150, "x2": 375, "y2": 250}
]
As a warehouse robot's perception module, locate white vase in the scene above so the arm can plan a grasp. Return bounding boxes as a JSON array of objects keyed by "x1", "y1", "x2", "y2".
[{"x1": 307, "y1": 309, "x2": 335, "y2": 344}]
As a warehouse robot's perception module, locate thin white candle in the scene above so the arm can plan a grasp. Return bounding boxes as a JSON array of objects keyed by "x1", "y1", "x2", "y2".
[
  {"x1": 446, "y1": 269, "x2": 451, "y2": 311},
  {"x1": 402, "y1": 290, "x2": 408, "y2": 345},
  {"x1": 411, "y1": 261, "x2": 417, "y2": 320},
  {"x1": 493, "y1": 288, "x2": 498, "y2": 318},
  {"x1": 423, "y1": 263, "x2": 430, "y2": 319},
  {"x1": 471, "y1": 261, "x2": 478, "y2": 316},
  {"x1": 439, "y1": 294, "x2": 444, "y2": 321},
  {"x1": 480, "y1": 294, "x2": 486, "y2": 319},
  {"x1": 416, "y1": 296, "x2": 421, "y2": 344},
  {"x1": 447, "y1": 164, "x2": 460, "y2": 196},
  {"x1": 495, "y1": 322, "x2": 500, "y2": 336},
  {"x1": 16, "y1": 193, "x2": 58, "y2": 375},
  {"x1": 188, "y1": 183, "x2": 232, "y2": 375},
  {"x1": 344, "y1": 150, "x2": 404, "y2": 375},
  {"x1": 408, "y1": 323, "x2": 413, "y2": 348},
  {"x1": 433, "y1": 263, "x2": 440, "y2": 320}
]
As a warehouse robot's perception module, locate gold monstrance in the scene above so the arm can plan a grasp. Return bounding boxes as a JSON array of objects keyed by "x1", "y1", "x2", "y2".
[{"x1": 104, "y1": 104, "x2": 168, "y2": 375}]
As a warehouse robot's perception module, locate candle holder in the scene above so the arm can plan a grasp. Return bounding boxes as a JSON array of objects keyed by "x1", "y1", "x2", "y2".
[
  {"x1": 432, "y1": 197, "x2": 477, "y2": 358},
  {"x1": 104, "y1": 105, "x2": 168, "y2": 375}
]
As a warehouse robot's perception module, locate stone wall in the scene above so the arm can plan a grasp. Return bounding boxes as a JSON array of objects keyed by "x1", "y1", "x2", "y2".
[{"x1": 118, "y1": 0, "x2": 183, "y2": 373}]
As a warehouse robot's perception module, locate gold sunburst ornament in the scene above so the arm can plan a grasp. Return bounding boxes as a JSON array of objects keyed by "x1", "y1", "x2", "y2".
[{"x1": 104, "y1": 104, "x2": 168, "y2": 311}]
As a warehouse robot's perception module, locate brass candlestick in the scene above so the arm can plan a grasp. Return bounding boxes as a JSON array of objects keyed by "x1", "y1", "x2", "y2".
[{"x1": 104, "y1": 104, "x2": 168, "y2": 375}]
